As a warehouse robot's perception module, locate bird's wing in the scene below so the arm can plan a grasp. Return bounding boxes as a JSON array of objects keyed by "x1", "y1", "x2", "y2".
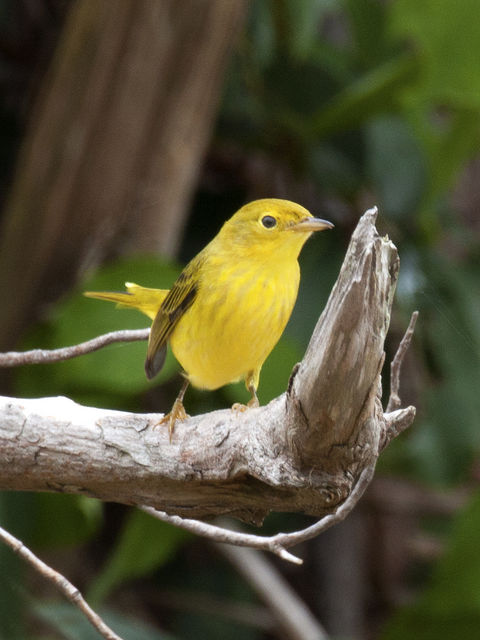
[{"x1": 144, "y1": 258, "x2": 201, "y2": 379}]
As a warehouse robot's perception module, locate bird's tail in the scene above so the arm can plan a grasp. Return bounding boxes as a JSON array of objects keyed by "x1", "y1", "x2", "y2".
[{"x1": 84, "y1": 282, "x2": 168, "y2": 320}]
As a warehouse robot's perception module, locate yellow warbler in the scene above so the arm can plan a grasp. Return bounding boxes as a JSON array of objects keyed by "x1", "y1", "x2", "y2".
[{"x1": 85, "y1": 198, "x2": 333, "y2": 437}]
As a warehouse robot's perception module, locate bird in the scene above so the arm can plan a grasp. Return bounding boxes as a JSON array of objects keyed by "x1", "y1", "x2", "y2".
[{"x1": 85, "y1": 198, "x2": 333, "y2": 438}]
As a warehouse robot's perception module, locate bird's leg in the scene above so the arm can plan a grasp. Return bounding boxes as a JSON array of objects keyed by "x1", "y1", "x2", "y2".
[
  {"x1": 232, "y1": 370, "x2": 260, "y2": 412},
  {"x1": 246, "y1": 382, "x2": 259, "y2": 407},
  {"x1": 157, "y1": 377, "x2": 190, "y2": 441}
]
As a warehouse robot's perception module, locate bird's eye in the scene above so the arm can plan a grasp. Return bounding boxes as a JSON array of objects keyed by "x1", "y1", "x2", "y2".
[{"x1": 261, "y1": 215, "x2": 277, "y2": 229}]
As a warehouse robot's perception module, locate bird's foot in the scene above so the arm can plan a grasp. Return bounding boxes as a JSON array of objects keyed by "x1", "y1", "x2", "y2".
[
  {"x1": 231, "y1": 396, "x2": 260, "y2": 413},
  {"x1": 156, "y1": 398, "x2": 189, "y2": 441}
]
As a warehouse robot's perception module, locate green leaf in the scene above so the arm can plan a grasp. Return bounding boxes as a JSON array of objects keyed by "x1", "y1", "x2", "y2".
[
  {"x1": 307, "y1": 52, "x2": 418, "y2": 137},
  {"x1": 33, "y1": 601, "x2": 176, "y2": 640},
  {"x1": 346, "y1": 0, "x2": 388, "y2": 67},
  {"x1": 385, "y1": 1, "x2": 480, "y2": 231},
  {"x1": 389, "y1": 0, "x2": 480, "y2": 108},
  {"x1": 87, "y1": 509, "x2": 190, "y2": 604},
  {"x1": 31, "y1": 494, "x2": 102, "y2": 549}
]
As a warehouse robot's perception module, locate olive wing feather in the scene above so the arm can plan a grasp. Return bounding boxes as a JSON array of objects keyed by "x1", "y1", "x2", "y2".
[{"x1": 144, "y1": 260, "x2": 201, "y2": 380}]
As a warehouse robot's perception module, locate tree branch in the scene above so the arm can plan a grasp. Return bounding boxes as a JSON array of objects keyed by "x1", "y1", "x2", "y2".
[
  {"x1": 142, "y1": 462, "x2": 375, "y2": 564},
  {"x1": 387, "y1": 310, "x2": 418, "y2": 413},
  {"x1": 0, "y1": 525, "x2": 123, "y2": 640},
  {"x1": 0, "y1": 207, "x2": 416, "y2": 531},
  {"x1": 0, "y1": 329, "x2": 149, "y2": 366}
]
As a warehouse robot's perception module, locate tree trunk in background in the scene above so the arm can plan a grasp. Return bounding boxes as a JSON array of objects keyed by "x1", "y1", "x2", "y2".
[
  {"x1": 314, "y1": 512, "x2": 368, "y2": 639},
  {"x1": 0, "y1": 0, "x2": 248, "y2": 351}
]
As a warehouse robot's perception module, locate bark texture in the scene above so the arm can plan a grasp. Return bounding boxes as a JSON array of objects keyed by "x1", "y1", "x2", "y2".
[{"x1": 0, "y1": 209, "x2": 415, "y2": 524}]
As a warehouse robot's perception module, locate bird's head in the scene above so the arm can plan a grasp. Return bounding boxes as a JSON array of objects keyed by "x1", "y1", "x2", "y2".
[{"x1": 220, "y1": 198, "x2": 334, "y2": 259}]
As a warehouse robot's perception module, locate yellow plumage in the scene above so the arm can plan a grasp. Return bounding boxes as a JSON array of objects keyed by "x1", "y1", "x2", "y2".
[
  {"x1": 85, "y1": 198, "x2": 333, "y2": 437},
  {"x1": 84, "y1": 282, "x2": 168, "y2": 320}
]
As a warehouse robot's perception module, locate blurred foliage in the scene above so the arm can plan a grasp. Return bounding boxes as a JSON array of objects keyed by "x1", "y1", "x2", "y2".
[
  {"x1": 381, "y1": 492, "x2": 480, "y2": 639},
  {"x1": 14, "y1": 256, "x2": 181, "y2": 409},
  {"x1": 1, "y1": 0, "x2": 480, "y2": 638},
  {"x1": 33, "y1": 601, "x2": 176, "y2": 640},
  {"x1": 87, "y1": 510, "x2": 190, "y2": 606},
  {"x1": 31, "y1": 494, "x2": 102, "y2": 549}
]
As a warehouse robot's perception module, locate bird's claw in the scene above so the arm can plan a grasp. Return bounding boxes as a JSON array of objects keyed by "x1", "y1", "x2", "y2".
[
  {"x1": 231, "y1": 396, "x2": 259, "y2": 414},
  {"x1": 231, "y1": 402, "x2": 248, "y2": 413},
  {"x1": 156, "y1": 399, "x2": 189, "y2": 441}
]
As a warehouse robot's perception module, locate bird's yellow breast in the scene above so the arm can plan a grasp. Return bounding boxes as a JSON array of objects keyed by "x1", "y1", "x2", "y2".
[{"x1": 169, "y1": 256, "x2": 300, "y2": 390}]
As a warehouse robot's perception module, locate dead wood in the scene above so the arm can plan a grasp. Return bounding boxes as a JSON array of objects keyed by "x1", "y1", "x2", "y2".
[{"x1": 0, "y1": 208, "x2": 416, "y2": 525}]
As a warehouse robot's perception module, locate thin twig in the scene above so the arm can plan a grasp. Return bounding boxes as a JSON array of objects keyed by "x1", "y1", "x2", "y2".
[
  {"x1": 141, "y1": 506, "x2": 303, "y2": 563},
  {"x1": 387, "y1": 311, "x2": 418, "y2": 412},
  {"x1": 0, "y1": 525, "x2": 124, "y2": 640},
  {"x1": 141, "y1": 463, "x2": 376, "y2": 565},
  {"x1": 0, "y1": 328, "x2": 149, "y2": 367},
  {"x1": 382, "y1": 407, "x2": 416, "y2": 451}
]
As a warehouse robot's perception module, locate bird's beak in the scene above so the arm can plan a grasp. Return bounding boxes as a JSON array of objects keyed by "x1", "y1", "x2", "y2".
[{"x1": 290, "y1": 217, "x2": 334, "y2": 232}]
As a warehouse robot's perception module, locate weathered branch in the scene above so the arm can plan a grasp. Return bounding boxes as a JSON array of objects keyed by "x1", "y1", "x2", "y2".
[
  {"x1": 0, "y1": 208, "x2": 416, "y2": 528},
  {"x1": 387, "y1": 310, "x2": 418, "y2": 413}
]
